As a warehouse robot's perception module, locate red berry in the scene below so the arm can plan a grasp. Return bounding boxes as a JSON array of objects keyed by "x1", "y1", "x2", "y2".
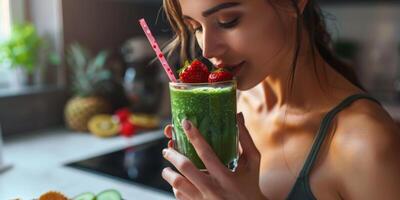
[
  {"x1": 120, "y1": 121, "x2": 136, "y2": 137},
  {"x1": 216, "y1": 63, "x2": 225, "y2": 69},
  {"x1": 208, "y1": 69, "x2": 233, "y2": 83},
  {"x1": 115, "y1": 107, "x2": 131, "y2": 122},
  {"x1": 179, "y1": 59, "x2": 210, "y2": 83}
]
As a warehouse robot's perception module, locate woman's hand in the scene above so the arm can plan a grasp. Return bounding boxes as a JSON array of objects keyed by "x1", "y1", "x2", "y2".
[{"x1": 162, "y1": 113, "x2": 267, "y2": 200}]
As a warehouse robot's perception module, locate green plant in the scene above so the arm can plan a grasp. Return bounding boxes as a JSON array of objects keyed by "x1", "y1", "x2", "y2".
[
  {"x1": 66, "y1": 43, "x2": 111, "y2": 97},
  {"x1": 0, "y1": 23, "x2": 43, "y2": 73}
]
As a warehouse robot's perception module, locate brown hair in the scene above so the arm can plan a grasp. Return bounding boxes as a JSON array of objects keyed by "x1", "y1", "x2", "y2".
[
  {"x1": 162, "y1": 0, "x2": 365, "y2": 91},
  {"x1": 301, "y1": 0, "x2": 365, "y2": 90},
  {"x1": 162, "y1": 0, "x2": 192, "y2": 63}
]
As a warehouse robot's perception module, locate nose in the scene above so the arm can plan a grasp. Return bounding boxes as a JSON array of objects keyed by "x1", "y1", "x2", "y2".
[{"x1": 200, "y1": 28, "x2": 227, "y2": 59}]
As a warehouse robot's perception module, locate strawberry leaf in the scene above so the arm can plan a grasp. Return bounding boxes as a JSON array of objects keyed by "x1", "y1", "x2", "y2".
[
  {"x1": 177, "y1": 60, "x2": 192, "y2": 74},
  {"x1": 197, "y1": 56, "x2": 214, "y2": 71}
]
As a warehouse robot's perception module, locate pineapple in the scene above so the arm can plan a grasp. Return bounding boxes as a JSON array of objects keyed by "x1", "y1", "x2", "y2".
[{"x1": 64, "y1": 44, "x2": 112, "y2": 132}]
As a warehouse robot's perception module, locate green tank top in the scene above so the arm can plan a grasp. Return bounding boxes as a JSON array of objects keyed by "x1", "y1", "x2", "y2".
[{"x1": 286, "y1": 94, "x2": 381, "y2": 200}]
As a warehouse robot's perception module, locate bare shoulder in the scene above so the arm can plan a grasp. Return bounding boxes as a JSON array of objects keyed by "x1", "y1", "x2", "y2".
[
  {"x1": 332, "y1": 98, "x2": 400, "y2": 155},
  {"x1": 329, "y1": 98, "x2": 400, "y2": 198}
]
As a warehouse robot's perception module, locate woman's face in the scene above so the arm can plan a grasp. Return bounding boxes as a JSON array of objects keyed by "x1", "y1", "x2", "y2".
[{"x1": 179, "y1": 0, "x2": 296, "y2": 90}]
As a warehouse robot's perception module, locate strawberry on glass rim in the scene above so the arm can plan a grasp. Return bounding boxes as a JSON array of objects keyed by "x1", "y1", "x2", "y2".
[
  {"x1": 208, "y1": 68, "x2": 234, "y2": 83},
  {"x1": 178, "y1": 59, "x2": 234, "y2": 83},
  {"x1": 178, "y1": 59, "x2": 210, "y2": 83}
]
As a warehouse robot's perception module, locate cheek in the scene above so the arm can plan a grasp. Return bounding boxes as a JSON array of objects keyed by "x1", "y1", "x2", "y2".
[
  {"x1": 234, "y1": 6, "x2": 290, "y2": 89},
  {"x1": 246, "y1": 11, "x2": 288, "y2": 66},
  {"x1": 227, "y1": 18, "x2": 287, "y2": 62}
]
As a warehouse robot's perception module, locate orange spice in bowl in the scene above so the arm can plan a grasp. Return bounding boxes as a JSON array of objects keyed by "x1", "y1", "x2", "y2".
[{"x1": 38, "y1": 191, "x2": 68, "y2": 200}]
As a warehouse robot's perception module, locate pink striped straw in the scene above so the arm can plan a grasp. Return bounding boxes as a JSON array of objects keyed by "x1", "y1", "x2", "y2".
[{"x1": 139, "y1": 18, "x2": 177, "y2": 82}]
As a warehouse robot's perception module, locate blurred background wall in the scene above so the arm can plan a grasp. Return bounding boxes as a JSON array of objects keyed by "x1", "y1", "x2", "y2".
[{"x1": 324, "y1": 3, "x2": 400, "y2": 102}]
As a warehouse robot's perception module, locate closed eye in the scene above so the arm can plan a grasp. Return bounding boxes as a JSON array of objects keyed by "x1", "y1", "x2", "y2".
[
  {"x1": 192, "y1": 17, "x2": 240, "y2": 33},
  {"x1": 218, "y1": 17, "x2": 240, "y2": 29}
]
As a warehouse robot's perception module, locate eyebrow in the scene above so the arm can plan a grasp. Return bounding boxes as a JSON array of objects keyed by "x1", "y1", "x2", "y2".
[
  {"x1": 202, "y1": 2, "x2": 241, "y2": 17},
  {"x1": 183, "y1": 2, "x2": 241, "y2": 20}
]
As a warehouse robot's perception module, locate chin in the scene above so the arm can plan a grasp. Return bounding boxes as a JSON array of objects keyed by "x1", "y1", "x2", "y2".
[
  {"x1": 236, "y1": 77, "x2": 258, "y2": 91},
  {"x1": 237, "y1": 71, "x2": 269, "y2": 91}
]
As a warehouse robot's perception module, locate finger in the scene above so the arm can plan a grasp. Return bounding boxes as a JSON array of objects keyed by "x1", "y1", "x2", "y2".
[
  {"x1": 173, "y1": 188, "x2": 191, "y2": 200},
  {"x1": 181, "y1": 119, "x2": 230, "y2": 179},
  {"x1": 164, "y1": 124, "x2": 173, "y2": 139},
  {"x1": 162, "y1": 167, "x2": 201, "y2": 199},
  {"x1": 162, "y1": 148, "x2": 211, "y2": 193},
  {"x1": 237, "y1": 112, "x2": 261, "y2": 167}
]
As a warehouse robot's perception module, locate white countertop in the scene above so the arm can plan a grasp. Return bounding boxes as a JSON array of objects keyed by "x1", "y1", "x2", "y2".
[{"x1": 0, "y1": 128, "x2": 174, "y2": 200}]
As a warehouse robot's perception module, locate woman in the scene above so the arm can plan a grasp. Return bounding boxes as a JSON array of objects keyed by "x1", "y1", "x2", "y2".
[{"x1": 160, "y1": 0, "x2": 400, "y2": 199}]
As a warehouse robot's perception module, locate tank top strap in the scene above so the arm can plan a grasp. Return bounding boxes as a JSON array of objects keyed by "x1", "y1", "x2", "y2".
[{"x1": 298, "y1": 93, "x2": 381, "y2": 178}]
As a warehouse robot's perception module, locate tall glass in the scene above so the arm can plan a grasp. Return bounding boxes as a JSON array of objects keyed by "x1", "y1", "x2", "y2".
[{"x1": 169, "y1": 80, "x2": 238, "y2": 170}]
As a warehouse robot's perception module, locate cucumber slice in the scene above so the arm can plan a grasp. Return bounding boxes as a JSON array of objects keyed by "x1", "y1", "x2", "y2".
[
  {"x1": 73, "y1": 192, "x2": 96, "y2": 200},
  {"x1": 96, "y1": 189, "x2": 122, "y2": 200}
]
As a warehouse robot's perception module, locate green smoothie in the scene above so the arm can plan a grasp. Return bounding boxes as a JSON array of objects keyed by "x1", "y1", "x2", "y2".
[{"x1": 169, "y1": 81, "x2": 238, "y2": 170}]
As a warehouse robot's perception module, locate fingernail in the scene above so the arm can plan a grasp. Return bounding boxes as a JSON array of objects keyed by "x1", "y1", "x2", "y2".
[
  {"x1": 182, "y1": 119, "x2": 191, "y2": 131},
  {"x1": 162, "y1": 148, "x2": 168, "y2": 157},
  {"x1": 162, "y1": 167, "x2": 171, "y2": 176},
  {"x1": 164, "y1": 125, "x2": 169, "y2": 132},
  {"x1": 161, "y1": 167, "x2": 169, "y2": 178}
]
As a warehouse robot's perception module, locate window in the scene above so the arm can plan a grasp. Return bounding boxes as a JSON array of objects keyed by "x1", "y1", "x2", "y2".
[
  {"x1": 0, "y1": 0, "x2": 12, "y2": 89},
  {"x1": 0, "y1": 0, "x2": 11, "y2": 41}
]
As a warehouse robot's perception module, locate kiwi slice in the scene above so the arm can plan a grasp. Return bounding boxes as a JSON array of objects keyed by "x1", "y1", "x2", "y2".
[
  {"x1": 73, "y1": 192, "x2": 95, "y2": 200},
  {"x1": 88, "y1": 115, "x2": 119, "y2": 137},
  {"x1": 96, "y1": 189, "x2": 122, "y2": 200}
]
